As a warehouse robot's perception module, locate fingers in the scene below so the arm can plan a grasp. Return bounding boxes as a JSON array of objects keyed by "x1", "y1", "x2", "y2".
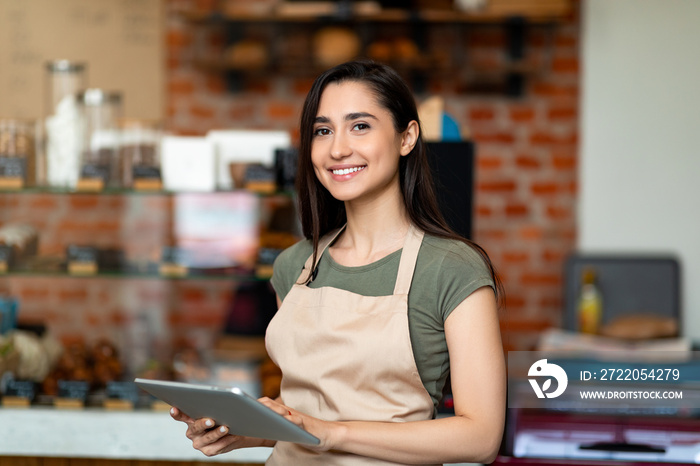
[
  {"x1": 170, "y1": 407, "x2": 218, "y2": 433},
  {"x1": 192, "y1": 424, "x2": 229, "y2": 450},
  {"x1": 181, "y1": 415, "x2": 237, "y2": 456},
  {"x1": 198, "y1": 435, "x2": 238, "y2": 457},
  {"x1": 170, "y1": 406, "x2": 243, "y2": 456},
  {"x1": 187, "y1": 417, "x2": 223, "y2": 439},
  {"x1": 170, "y1": 407, "x2": 193, "y2": 423},
  {"x1": 192, "y1": 425, "x2": 245, "y2": 457},
  {"x1": 171, "y1": 407, "x2": 221, "y2": 438},
  {"x1": 170, "y1": 407, "x2": 217, "y2": 432},
  {"x1": 258, "y1": 397, "x2": 293, "y2": 418}
]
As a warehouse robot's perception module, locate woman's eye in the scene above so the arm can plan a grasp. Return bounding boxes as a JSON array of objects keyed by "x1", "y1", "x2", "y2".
[
  {"x1": 353, "y1": 123, "x2": 370, "y2": 131},
  {"x1": 313, "y1": 128, "x2": 331, "y2": 137}
]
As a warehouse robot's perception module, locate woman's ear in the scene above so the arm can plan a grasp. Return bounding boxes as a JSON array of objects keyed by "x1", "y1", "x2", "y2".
[{"x1": 399, "y1": 120, "x2": 420, "y2": 156}]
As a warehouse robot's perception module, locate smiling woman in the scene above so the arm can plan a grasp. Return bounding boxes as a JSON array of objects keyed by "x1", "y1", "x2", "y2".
[
  {"x1": 309, "y1": 80, "x2": 417, "y2": 208},
  {"x1": 171, "y1": 60, "x2": 506, "y2": 466}
]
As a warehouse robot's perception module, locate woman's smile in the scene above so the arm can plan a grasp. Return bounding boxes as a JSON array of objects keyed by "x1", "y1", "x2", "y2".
[{"x1": 329, "y1": 164, "x2": 367, "y2": 180}]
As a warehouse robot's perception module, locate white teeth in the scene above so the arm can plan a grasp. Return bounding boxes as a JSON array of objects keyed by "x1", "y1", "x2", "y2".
[{"x1": 332, "y1": 166, "x2": 365, "y2": 175}]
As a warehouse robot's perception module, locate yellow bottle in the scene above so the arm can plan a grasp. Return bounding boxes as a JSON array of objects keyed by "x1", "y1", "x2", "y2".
[{"x1": 577, "y1": 268, "x2": 603, "y2": 334}]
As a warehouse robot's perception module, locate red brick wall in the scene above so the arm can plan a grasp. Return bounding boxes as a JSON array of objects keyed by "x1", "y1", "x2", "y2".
[
  {"x1": 164, "y1": 1, "x2": 581, "y2": 351},
  {"x1": 1, "y1": 1, "x2": 579, "y2": 363},
  {"x1": 461, "y1": 21, "x2": 580, "y2": 351}
]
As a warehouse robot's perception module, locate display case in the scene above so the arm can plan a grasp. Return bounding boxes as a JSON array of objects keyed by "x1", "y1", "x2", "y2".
[{"x1": 0, "y1": 187, "x2": 299, "y2": 412}]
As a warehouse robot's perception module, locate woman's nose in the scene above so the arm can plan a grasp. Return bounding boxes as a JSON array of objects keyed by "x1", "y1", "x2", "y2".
[{"x1": 330, "y1": 133, "x2": 352, "y2": 159}]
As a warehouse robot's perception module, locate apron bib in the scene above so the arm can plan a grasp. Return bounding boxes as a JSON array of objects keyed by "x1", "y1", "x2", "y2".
[{"x1": 265, "y1": 225, "x2": 439, "y2": 465}]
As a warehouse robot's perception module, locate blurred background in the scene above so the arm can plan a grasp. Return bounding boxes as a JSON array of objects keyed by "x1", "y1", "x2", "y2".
[{"x1": 1, "y1": 0, "x2": 699, "y2": 464}]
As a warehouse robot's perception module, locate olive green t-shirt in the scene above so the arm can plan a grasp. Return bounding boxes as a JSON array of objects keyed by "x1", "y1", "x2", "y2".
[{"x1": 270, "y1": 233, "x2": 494, "y2": 411}]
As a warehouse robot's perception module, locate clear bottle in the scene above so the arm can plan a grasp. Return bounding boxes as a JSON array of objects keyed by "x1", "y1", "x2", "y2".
[
  {"x1": 0, "y1": 118, "x2": 37, "y2": 189},
  {"x1": 44, "y1": 60, "x2": 87, "y2": 189},
  {"x1": 119, "y1": 118, "x2": 163, "y2": 190},
  {"x1": 577, "y1": 267, "x2": 603, "y2": 334},
  {"x1": 76, "y1": 89, "x2": 123, "y2": 191}
]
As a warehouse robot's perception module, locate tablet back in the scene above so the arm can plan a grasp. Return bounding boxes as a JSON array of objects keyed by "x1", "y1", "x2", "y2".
[{"x1": 134, "y1": 378, "x2": 319, "y2": 445}]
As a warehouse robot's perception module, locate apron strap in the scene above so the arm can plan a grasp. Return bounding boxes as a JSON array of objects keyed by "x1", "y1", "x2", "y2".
[
  {"x1": 393, "y1": 224, "x2": 424, "y2": 296},
  {"x1": 298, "y1": 224, "x2": 424, "y2": 292},
  {"x1": 298, "y1": 225, "x2": 347, "y2": 284}
]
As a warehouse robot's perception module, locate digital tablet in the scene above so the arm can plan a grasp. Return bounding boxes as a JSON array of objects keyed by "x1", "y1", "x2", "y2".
[{"x1": 134, "y1": 378, "x2": 320, "y2": 445}]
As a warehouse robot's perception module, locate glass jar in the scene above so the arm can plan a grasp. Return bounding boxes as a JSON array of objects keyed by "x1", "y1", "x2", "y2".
[
  {"x1": 44, "y1": 60, "x2": 87, "y2": 189},
  {"x1": 119, "y1": 118, "x2": 163, "y2": 190},
  {"x1": 46, "y1": 60, "x2": 87, "y2": 114},
  {"x1": 76, "y1": 89, "x2": 123, "y2": 191},
  {"x1": 0, "y1": 118, "x2": 37, "y2": 189}
]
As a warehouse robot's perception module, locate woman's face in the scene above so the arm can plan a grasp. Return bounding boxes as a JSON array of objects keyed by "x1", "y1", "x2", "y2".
[{"x1": 310, "y1": 80, "x2": 415, "y2": 204}]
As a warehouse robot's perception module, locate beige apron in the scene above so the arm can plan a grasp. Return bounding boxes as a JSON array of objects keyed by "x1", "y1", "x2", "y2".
[{"x1": 265, "y1": 224, "x2": 440, "y2": 465}]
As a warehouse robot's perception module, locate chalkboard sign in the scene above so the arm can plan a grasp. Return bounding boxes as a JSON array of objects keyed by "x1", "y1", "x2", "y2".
[
  {"x1": 0, "y1": 0, "x2": 164, "y2": 120},
  {"x1": 0, "y1": 157, "x2": 26, "y2": 189},
  {"x1": 106, "y1": 380, "x2": 138, "y2": 403},
  {"x1": 4, "y1": 379, "x2": 36, "y2": 400},
  {"x1": 57, "y1": 380, "x2": 90, "y2": 401},
  {"x1": 0, "y1": 245, "x2": 12, "y2": 273},
  {"x1": 0, "y1": 157, "x2": 26, "y2": 178},
  {"x1": 66, "y1": 245, "x2": 99, "y2": 275}
]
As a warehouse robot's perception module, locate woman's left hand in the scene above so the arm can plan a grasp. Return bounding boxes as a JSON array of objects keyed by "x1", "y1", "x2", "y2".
[{"x1": 257, "y1": 397, "x2": 341, "y2": 452}]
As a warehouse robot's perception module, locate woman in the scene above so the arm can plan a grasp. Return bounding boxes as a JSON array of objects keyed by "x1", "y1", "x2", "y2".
[{"x1": 171, "y1": 60, "x2": 506, "y2": 465}]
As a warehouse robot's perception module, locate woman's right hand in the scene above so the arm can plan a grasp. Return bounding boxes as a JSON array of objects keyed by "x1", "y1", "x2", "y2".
[{"x1": 170, "y1": 407, "x2": 274, "y2": 457}]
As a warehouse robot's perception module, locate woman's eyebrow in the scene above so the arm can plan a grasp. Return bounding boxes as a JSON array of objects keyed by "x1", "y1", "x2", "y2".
[
  {"x1": 314, "y1": 112, "x2": 377, "y2": 124},
  {"x1": 345, "y1": 112, "x2": 377, "y2": 121}
]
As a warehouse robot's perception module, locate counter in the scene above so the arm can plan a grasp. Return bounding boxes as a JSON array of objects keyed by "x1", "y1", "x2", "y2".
[
  {"x1": 0, "y1": 408, "x2": 479, "y2": 465},
  {"x1": 0, "y1": 407, "x2": 271, "y2": 463}
]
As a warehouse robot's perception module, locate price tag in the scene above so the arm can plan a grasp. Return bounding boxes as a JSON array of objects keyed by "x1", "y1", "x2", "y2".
[
  {"x1": 57, "y1": 380, "x2": 90, "y2": 400},
  {"x1": 104, "y1": 381, "x2": 139, "y2": 410},
  {"x1": 255, "y1": 264, "x2": 274, "y2": 279},
  {"x1": 2, "y1": 379, "x2": 36, "y2": 407},
  {"x1": 55, "y1": 380, "x2": 90, "y2": 409},
  {"x1": 0, "y1": 157, "x2": 26, "y2": 190},
  {"x1": 159, "y1": 263, "x2": 188, "y2": 277},
  {"x1": 104, "y1": 381, "x2": 138, "y2": 410},
  {"x1": 159, "y1": 246, "x2": 188, "y2": 277},
  {"x1": 67, "y1": 245, "x2": 99, "y2": 275},
  {"x1": 255, "y1": 247, "x2": 282, "y2": 278},
  {"x1": 0, "y1": 245, "x2": 12, "y2": 273},
  {"x1": 107, "y1": 381, "x2": 137, "y2": 399},
  {"x1": 244, "y1": 164, "x2": 276, "y2": 194},
  {"x1": 0, "y1": 177, "x2": 23, "y2": 190},
  {"x1": 133, "y1": 178, "x2": 163, "y2": 191},
  {"x1": 76, "y1": 178, "x2": 104, "y2": 192},
  {"x1": 77, "y1": 164, "x2": 109, "y2": 191},
  {"x1": 5, "y1": 379, "x2": 36, "y2": 398},
  {"x1": 133, "y1": 165, "x2": 162, "y2": 191}
]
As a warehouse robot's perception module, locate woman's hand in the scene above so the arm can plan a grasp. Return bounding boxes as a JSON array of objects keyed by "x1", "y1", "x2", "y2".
[
  {"x1": 257, "y1": 397, "x2": 343, "y2": 452},
  {"x1": 170, "y1": 407, "x2": 274, "y2": 457}
]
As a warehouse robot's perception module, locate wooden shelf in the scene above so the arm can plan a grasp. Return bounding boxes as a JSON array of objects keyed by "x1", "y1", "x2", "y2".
[
  {"x1": 178, "y1": 1, "x2": 573, "y2": 25},
  {"x1": 196, "y1": 55, "x2": 457, "y2": 76},
  {"x1": 197, "y1": 55, "x2": 544, "y2": 90},
  {"x1": 177, "y1": 0, "x2": 573, "y2": 96}
]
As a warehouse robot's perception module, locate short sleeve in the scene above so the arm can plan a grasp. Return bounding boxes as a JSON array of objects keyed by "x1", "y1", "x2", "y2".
[{"x1": 435, "y1": 242, "x2": 495, "y2": 322}]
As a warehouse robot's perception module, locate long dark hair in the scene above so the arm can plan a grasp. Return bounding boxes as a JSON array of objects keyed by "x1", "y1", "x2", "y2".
[{"x1": 296, "y1": 60, "x2": 503, "y2": 302}]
